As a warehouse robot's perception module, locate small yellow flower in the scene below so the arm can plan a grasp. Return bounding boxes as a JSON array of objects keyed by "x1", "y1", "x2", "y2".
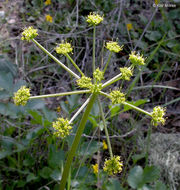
[
  {"x1": 13, "y1": 86, "x2": 30, "y2": 106},
  {"x1": 151, "y1": 106, "x2": 166, "y2": 126},
  {"x1": 103, "y1": 140, "x2": 108, "y2": 150},
  {"x1": 129, "y1": 51, "x2": 145, "y2": 66},
  {"x1": 86, "y1": 12, "x2": 103, "y2": 26},
  {"x1": 52, "y1": 118, "x2": 72, "y2": 138},
  {"x1": 105, "y1": 41, "x2": 123, "y2": 53},
  {"x1": 93, "y1": 68, "x2": 104, "y2": 82},
  {"x1": 92, "y1": 163, "x2": 99, "y2": 175},
  {"x1": 155, "y1": 0, "x2": 159, "y2": 5},
  {"x1": 56, "y1": 106, "x2": 61, "y2": 113},
  {"x1": 45, "y1": 0, "x2": 51, "y2": 5},
  {"x1": 45, "y1": 14, "x2": 53, "y2": 23},
  {"x1": 120, "y1": 67, "x2": 133, "y2": 81},
  {"x1": 126, "y1": 23, "x2": 133, "y2": 31},
  {"x1": 55, "y1": 42, "x2": 73, "y2": 55},
  {"x1": 103, "y1": 156, "x2": 123, "y2": 176},
  {"x1": 21, "y1": 26, "x2": 38, "y2": 42},
  {"x1": 110, "y1": 90, "x2": 125, "y2": 105}
]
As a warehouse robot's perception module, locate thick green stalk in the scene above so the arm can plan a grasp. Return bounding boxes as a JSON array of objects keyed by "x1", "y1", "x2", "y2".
[
  {"x1": 97, "y1": 97, "x2": 113, "y2": 158},
  {"x1": 65, "y1": 53, "x2": 84, "y2": 76},
  {"x1": 103, "y1": 52, "x2": 112, "y2": 73},
  {"x1": 29, "y1": 90, "x2": 90, "y2": 100},
  {"x1": 92, "y1": 26, "x2": 96, "y2": 73},
  {"x1": 59, "y1": 94, "x2": 97, "y2": 190},
  {"x1": 32, "y1": 39, "x2": 80, "y2": 79}
]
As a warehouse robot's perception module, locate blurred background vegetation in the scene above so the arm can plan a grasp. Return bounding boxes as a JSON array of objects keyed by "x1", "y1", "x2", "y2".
[{"x1": 0, "y1": 0, "x2": 180, "y2": 189}]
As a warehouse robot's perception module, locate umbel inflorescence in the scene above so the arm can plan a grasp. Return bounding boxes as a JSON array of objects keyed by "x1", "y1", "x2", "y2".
[{"x1": 14, "y1": 12, "x2": 166, "y2": 184}]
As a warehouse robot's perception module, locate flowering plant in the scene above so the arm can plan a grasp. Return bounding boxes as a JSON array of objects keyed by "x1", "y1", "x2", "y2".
[{"x1": 14, "y1": 12, "x2": 166, "y2": 190}]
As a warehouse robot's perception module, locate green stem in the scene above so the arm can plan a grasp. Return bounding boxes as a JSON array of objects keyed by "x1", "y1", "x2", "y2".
[
  {"x1": 102, "y1": 73, "x2": 122, "y2": 89},
  {"x1": 97, "y1": 97, "x2": 113, "y2": 158},
  {"x1": 103, "y1": 52, "x2": 112, "y2": 73},
  {"x1": 123, "y1": 102, "x2": 152, "y2": 117},
  {"x1": 65, "y1": 53, "x2": 84, "y2": 76},
  {"x1": 32, "y1": 39, "x2": 80, "y2": 79},
  {"x1": 59, "y1": 94, "x2": 97, "y2": 190},
  {"x1": 99, "y1": 92, "x2": 152, "y2": 117},
  {"x1": 29, "y1": 90, "x2": 90, "y2": 100},
  {"x1": 92, "y1": 26, "x2": 96, "y2": 73},
  {"x1": 145, "y1": 126, "x2": 152, "y2": 166}
]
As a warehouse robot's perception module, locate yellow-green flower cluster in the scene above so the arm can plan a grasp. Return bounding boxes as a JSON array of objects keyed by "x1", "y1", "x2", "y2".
[
  {"x1": 77, "y1": 75, "x2": 102, "y2": 93},
  {"x1": 92, "y1": 163, "x2": 98, "y2": 175},
  {"x1": 103, "y1": 156, "x2": 123, "y2": 176},
  {"x1": 105, "y1": 41, "x2": 123, "y2": 53},
  {"x1": 77, "y1": 75, "x2": 92, "y2": 89},
  {"x1": 86, "y1": 12, "x2": 103, "y2": 26},
  {"x1": 93, "y1": 68, "x2": 104, "y2": 82},
  {"x1": 13, "y1": 86, "x2": 30, "y2": 106},
  {"x1": 55, "y1": 42, "x2": 73, "y2": 55},
  {"x1": 120, "y1": 67, "x2": 133, "y2": 81},
  {"x1": 151, "y1": 106, "x2": 166, "y2": 126},
  {"x1": 21, "y1": 26, "x2": 38, "y2": 42},
  {"x1": 90, "y1": 83, "x2": 102, "y2": 93},
  {"x1": 110, "y1": 90, "x2": 125, "y2": 104},
  {"x1": 129, "y1": 51, "x2": 145, "y2": 66},
  {"x1": 52, "y1": 118, "x2": 72, "y2": 138}
]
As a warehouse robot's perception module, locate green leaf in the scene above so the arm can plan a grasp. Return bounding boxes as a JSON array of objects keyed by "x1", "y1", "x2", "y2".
[
  {"x1": 155, "y1": 181, "x2": 167, "y2": 190},
  {"x1": 23, "y1": 156, "x2": 35, "y2": 166},
  {"x1": 88, "y1": 116, "x2": 97, "y2": 128},
  {"x1": 50, "y1": 169, "x2": 62, "y2": 181},
  {"x1": 26, "y1": 99, "x2": 45, "y2": 110},
  {"x1": 26, "y1": 126, "x2": 45, "y2": 140},
  {"x1": 106, "y1": 178, "x2": 124, "y2": 190},
  {"x1": 145, "y1": 31, "x2": 162, "y2": 41},
  {"x1": 143, "y1": 166, "x2": 160, "y2": 183},
  {"x1": 39, "y1": 167, "x2": 52, "y2": 179},
  {"x1": 78, "y1": 141, "x2": 102, "y2": 157},
  {"x1": 109, "y1": 104, "x2": 121, "y2": 117},
  {"x1": 132, "y1": 153, "x2": 146, "y2": 164},
  {"x1": 0, "y1": 71, "x2": 13, "y2": 93},
  {"x1": 127, "y1": 166, "x2": 144, "y2": 189},
  {"x1": 29, "y1": 110, "x2": 43, "y2": 125},
  {"x1": 48, "y1": 145, "x2": 65, "y2": 168},
  {"x1": 26, "y1": 173, "x2": 37, "y2": 183}
]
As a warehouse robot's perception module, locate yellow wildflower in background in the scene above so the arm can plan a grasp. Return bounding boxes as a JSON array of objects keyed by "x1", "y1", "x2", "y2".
[
  {"x1": 155, "y1": 0, "x2": 160, "y2": 5},
  {"x1": 86, "y1": 12, "x2": 103, "y2": 26},
  {"x1": 126, "y1": 23, "x2": 133, "y2": 31},
  {"x1": 46, "y1": 15, "x2": 53, "y2": 23},
  {"x1": 92, "y1": 163, "x2": 98, "y2": 174},
  {"x1": 103, "y1": 140, "x2": 108, "y2": 150},
  {"x1": 45, "y1": 0, "x2": 51, "y2": 5},
  {"x1": 56, "y1": 106, "x2": 61, "y2": 113}
]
